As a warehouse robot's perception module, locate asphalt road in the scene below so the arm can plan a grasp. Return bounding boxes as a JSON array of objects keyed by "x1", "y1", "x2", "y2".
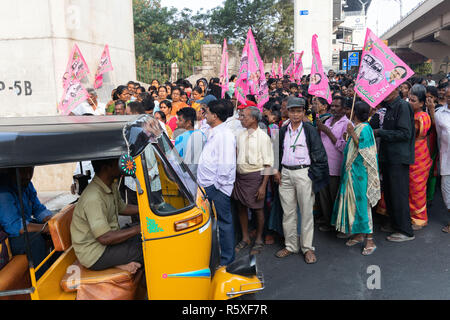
[{"x1": 242, "y1": 189, "x2": 450, "y2": 300}]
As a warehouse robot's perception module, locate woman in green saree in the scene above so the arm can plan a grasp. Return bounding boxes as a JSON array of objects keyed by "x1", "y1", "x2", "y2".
[{"x1": 331, "y1": 101, "x2": 381, "y2": 255}]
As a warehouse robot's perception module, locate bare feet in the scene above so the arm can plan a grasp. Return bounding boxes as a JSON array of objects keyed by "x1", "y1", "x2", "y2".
[{"x1": 116, "y1": 262, "x2": 141, "y2": 274}]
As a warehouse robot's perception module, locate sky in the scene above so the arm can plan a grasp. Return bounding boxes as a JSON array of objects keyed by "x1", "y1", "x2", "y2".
[
  {"x1": 160, "y1": 0, "x2": 222, "y2": 13},
  {"x1": 160, "y1": 0, "x2": 424, "y2": 36}
]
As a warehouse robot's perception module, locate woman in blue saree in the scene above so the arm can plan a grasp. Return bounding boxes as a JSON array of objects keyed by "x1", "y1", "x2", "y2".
[{"x1": 331, "y1": 101, "x2": 381, "y2": 255}]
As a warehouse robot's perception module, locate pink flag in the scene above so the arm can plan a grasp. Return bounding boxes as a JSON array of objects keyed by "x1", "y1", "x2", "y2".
[
  {"x1": 62, "y1": 44, "x2": 90, "y2": 89},
  {"x1": 94, "y1": 44, "x2": 114, "y2": 89},
  {"x1": 271, "y1": 58, "x2": 276, "y2": 78},
  {"x1": 58, "y1": 78, "x2": 89, "y2": 115},
  {"x1": 284, "y1": 58, "x2": 294, "y2": 81},
  {"x1": 277, "y1": 57, "x2": 283, "y2": 79},
  {"x1": 308, "y1": 34, "x2": 332, "y2": 104},
  {"x1": 293, "y1": 51, "x2": 304, "y2": 83},
  {"x1": 235, "y1": 28, "x2": 269, "y2": 111},
  {"x1": 219, "y1": 39, "x2": 229, "y2": 98},
  {"x1": 355, "y1": 28, "x2": 414, "y2": 108}
]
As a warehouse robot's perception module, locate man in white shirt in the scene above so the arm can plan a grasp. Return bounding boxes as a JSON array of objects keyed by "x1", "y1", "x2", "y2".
[
  {"x1": 197, "y1": 100, "x2": 236, "y2": 266},
  {"x1": 434, "y1": 86, "x2": 450, "y2": 233},
  {"x1": 426, "y1": 74, "x2": 436, "y2": 87},
  {"x1": 70, "y1": 88, "x2": 106, "y2": 116}
]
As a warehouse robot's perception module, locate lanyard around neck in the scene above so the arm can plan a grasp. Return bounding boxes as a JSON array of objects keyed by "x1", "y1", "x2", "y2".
[{"x1": 289, "y1": 124, "x2": 303, "y2": 152}]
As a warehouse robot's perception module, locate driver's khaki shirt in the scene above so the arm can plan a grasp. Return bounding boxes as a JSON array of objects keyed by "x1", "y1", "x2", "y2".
[{"x1": 70, "y1": 175, "x2": 127, "y2": 268}]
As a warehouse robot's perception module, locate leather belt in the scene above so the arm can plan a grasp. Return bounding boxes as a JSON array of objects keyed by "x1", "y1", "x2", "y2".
[{"x1": 282, "y1": 164, "x2": 310, "y2": 170}]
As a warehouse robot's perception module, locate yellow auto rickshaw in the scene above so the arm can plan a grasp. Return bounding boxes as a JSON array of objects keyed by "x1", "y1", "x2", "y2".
[{"x1": 0, "y1": 115, "x2": 264, "y2": 300}]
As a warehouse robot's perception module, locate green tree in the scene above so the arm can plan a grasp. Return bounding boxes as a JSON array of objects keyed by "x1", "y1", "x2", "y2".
[
  {"x1": 133, "y1": 0, "x2": 178, "y2": 64},
  {"x1": 166, "y1": 30, "x2": 210, "y2": 65},
  {"x1": 208, "y1": 0, "x2": 294, "y2": 62}
]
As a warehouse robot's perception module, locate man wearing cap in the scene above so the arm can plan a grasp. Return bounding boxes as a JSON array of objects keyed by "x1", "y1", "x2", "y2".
[{"x1": 274, "y1": 97, "x2": 329, "y2": 264}]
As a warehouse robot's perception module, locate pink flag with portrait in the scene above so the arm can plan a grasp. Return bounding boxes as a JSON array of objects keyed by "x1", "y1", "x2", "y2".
[
  {"x1": 308, "y1": 34, "x2": 332, "y2": 104},
  {"x1": 293, "y1": 51, "x2": 304, "y2": 83},
  {"x1": 58, "y1": 78, "x2": 89, "y2": 115},
  {"x1": 277, "y1": 57, "x2": 283, "y2": 79},
  {"x1": 219, "y1": 39, "x2": 229, "y2": 98},
  {"x1": 94, "y1": 44, "x2": 114, "y2": 89},
  {"x1": 355, "y1": 28, "x2": 414, "y2": 108},
  {"x1": 235, "y1": 28, "x2": 269, "y2": 112},
  {"x1": 62, "y1": 44, "x2": 90, "y2": 89}
]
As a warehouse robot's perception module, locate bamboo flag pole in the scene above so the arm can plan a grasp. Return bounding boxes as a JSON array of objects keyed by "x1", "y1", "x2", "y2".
[{"x1": 349, "y1": 91, "x2": 357, "y2": 122}]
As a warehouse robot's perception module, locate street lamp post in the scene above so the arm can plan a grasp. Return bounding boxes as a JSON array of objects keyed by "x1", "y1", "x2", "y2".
[{"x1": 392, "y1": 0, "x2": 403, "y2": 18}]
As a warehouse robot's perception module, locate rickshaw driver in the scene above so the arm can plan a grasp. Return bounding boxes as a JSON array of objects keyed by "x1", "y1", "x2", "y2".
[
  {"x1": 0, "y1": 167, "x2": 53, "y2": 277},
  {"x1": 70, "y1": 158, "x2": 143, "y2": 274}
]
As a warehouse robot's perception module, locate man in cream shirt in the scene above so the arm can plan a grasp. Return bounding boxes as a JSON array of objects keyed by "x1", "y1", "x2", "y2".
[{"x1": 232, "y1": 106, "x2": 274, "y2": 255}]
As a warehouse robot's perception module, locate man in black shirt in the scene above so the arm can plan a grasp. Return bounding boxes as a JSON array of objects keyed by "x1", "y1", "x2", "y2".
[{"x1": 374, "y1": 88, "x2": 415, "y2": 241}]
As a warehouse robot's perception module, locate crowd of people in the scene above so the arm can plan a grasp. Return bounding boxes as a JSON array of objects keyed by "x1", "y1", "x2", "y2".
[
  {"x1": 2, "y1": 68, "x2": 449, "y2": 276},
  {"x1": 65, "y1": 69, "x2": 450, "y2": 267}
]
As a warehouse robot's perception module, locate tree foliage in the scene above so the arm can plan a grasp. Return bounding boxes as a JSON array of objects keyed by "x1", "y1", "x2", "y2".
[
  {"x1": 208, "y1": 0, "x2": 294, "y2": 61},
  {"x1": 133, "y1": 0, "x2": 294, "y2": 66},
  {"x1": 133, "y1": 0, "x2": 209, "y2": 65}
]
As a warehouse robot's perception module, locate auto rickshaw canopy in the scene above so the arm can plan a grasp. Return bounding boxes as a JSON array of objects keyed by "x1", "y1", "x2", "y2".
[{"x1": 0, "y1": 115, "x2": 142, "y2": 168}]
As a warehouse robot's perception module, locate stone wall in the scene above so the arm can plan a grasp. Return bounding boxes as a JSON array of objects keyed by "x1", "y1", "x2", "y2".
[{"x1": 187, "y1": 44, "x2": 241, "y2": 85}]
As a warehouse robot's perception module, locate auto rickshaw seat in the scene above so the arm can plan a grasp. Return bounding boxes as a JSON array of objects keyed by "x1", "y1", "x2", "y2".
[
  {"x1": 0, "y1": 254, "x2": 31, "y2": 300},
  {"x1": 48, "y1": 203, "x2": 75, "y2": 252},
  {"x1": 60, "y1": 260, "x2": 143, "y2": 300},
  {"x1": 49, "y1": 202, "x2": 142, "y2": 299}
]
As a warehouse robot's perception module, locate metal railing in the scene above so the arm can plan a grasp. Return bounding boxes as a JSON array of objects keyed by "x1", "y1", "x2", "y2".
[{"x1": 136, "y1": 61, "x2": 202, "y2": 84}]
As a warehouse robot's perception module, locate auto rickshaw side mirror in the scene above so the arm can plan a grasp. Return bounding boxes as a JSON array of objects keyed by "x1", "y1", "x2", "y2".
[{"x1": 119, "y1": 154, "x2": 144, "y2": 195}]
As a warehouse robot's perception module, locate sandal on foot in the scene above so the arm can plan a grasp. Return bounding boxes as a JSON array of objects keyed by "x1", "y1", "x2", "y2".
[
  {"x1": 362, "y1": 245, "x2": 377, "y2": 256},
  {"x1": 304, "y1": 250, "x2": 317, "y2": 264},
  {"x1": 386, "y1": 232, "x2": 415, "y2": 242},
  {"x1": 250, "y1": 242, "x2": 264, "y2": 255},
  {"x1": 275, "y1": 248, "x2": 294, "y2": 258},
  {"x1": 442, "y1": 225, "x2": 450, "y2": 233},
  {"x1": 345, "y1": 237, "x2": 364, "y2": 247},
  {"x1": 235, "y1": 240, "x2": 251, "y2": 252}
]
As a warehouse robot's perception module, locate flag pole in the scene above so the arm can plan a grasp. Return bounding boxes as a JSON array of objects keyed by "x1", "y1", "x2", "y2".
[
  {"x1": 345, "y1": 92, "x2": 357, "y2": 141},
  {"x1": 349, "y1": 91, "x2": 357, "y2": 121}
]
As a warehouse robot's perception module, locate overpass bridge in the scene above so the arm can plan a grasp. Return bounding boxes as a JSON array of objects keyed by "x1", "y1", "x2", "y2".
[{"x1": 381, "y1": 0, "x2": 450, "y2": 75}]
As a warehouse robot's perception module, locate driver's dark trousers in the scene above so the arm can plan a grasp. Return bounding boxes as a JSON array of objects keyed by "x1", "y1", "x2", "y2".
[{"x1": 89, "y1": 234, "x2": 143, "y2": 271}]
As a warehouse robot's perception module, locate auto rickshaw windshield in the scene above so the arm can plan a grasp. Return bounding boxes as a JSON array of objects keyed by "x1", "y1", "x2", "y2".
[{"x1": 123, "y1": 115, "x2": 162, "y2": 157}]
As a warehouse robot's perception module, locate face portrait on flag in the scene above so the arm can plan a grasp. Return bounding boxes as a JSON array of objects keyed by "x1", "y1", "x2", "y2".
[
  {"x1": 355, "y1": 28, "x2": 414, "y2": 107},
  {"x1": 386, "y1": 66, "x2": 407, "y2": 85},
  {"x1": 308, "y1": 34, "x2": 332, "y2": 104},
  {"x1": 311, "y1": 73, "x2": 322, "y2": 85}
]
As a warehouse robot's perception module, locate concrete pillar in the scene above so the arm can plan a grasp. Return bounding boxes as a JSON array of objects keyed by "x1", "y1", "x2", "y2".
[
  {"x1": 409, "y1": 42, "x2": 450, "y2": 74},
  {"x1": 0, "y1": 0, "x2": 136, "y2": 193},
  {"x1": 434, "y1": 30, "x2": 450, "y2": 47},
  {"x1": 294, "y1": 0, "x2": 333, "y2": 73},
  {"x1": 0, "y1": 0, "x2": 136, "y2": 117}
]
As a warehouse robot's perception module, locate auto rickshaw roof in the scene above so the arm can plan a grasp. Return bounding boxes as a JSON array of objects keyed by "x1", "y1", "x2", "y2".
[{"x1": 0, "y1": 115, "x2": 141, "y2": 168}]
